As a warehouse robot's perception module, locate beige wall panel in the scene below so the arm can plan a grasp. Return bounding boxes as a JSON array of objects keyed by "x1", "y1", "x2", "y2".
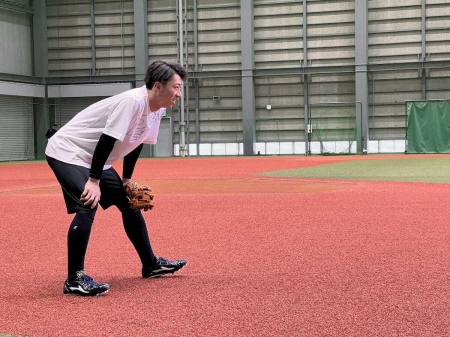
[
  {"x1": 372, "y1": 78, "x2": 422, "y2": 93},
  {"x1": 96, "y1": 36, "x2": 134, "y2": 47},
  {"x1": 256, "y1": 119, "x2": 302, "y2": 131},
  {"x1": 96, "y1": 59, "x2": 134, "y2": 69},
  {"x1": 254, "y1": 2, "x2": 301, "y2": 15},
  {"x1": 48, "y1": 49, "x2": 91, "y2": 60},
  {"x1": 199, "y1": 98, "x2": 241, "y2": 110},
  {"x1": 148, "y1": 23, "x2": 177, "y2": 34},
  {"x1": 149, "y1": 33, "x2": 178, "y2": 44},
  {"x1": 369, "y1": 45, "x2": 421, "y2": 58},
  {"x1": 148, "y1": 46, "x2": 178, "y2": 58},
  {"x1": 199, "y1": 30, "x2": 240, "y2": 42},
  {"x1": 255, "y1": 83, "x2": 302, "y2": 97},
  {"x1": 308, "y1": 13, "x2": 354, "y2": 25},
  {"x1": 95, "y1": 0, "x2": 133, "y2": 12},
  {"x1": 197, "y1": 20, "x2": 240, "y2": 31},
  {"x1": 148, "y1": 12, "x2": 177, "y2": 22},
  {"x1": 198, "y1": 110, "x2": 242, "y2": 121},
  {"x1": 427, "y1": 6, "x2": 450, "y2": 16},
  {"x1": 198, "y1": 54, "x2": 240, "y2": 67},
  {"x1": 254, "y1": 16, "x2": 302, "y2": 29},
  {"x1": 307, "y1": 36, "x2": 354, "y2": 48},
  {"x1": 308, "y1": 49, "x2": 354, "y2": 60},
  {"x1": 369, "y1": 8, "x2": 420, "y2": 21},
  {"x1": 371, "y1": 70, "x2": 419, "y2": 80},
  {"x1": 307, "y1": 0, "x2": 354, "y2": 11},
  {"x1": 197, "y1": 8, "x2": 239, "y2": 20},
  {"x1": 374, "y1": 92, "x2": 422, "y2": 103},
  {"x1": 199, "y1": 87, "x2": 241, "y2": 99},
  {"x1": 95, "y1": 26, "x2": 134, "y2": 36},
  {"x1": 427, "y1": 42, "x2": 450, "y2": 54},
  {"x1": 95, "y1": 15, "x2": 134, "y2": 25},
  {"x1": 48, "y1": 37, "x2": 92, "y2": 49},
  {"x1": 368, "y1": 21, "x2": 421, "y2": 32},
  {"x1": 255, "y1": 51, "x2": 302, "y2": 64},
  {"x1": 368, "y1": 106, "x2": 405, "y2": 117},
  {"x1": 48, "y1": 59, "x2": 92, "y2": 71},
  {"x1": 368, "y1": 116, "x2": 405, "y2": 129},
  {"x1": 48, "y1": 17, "x2": 91, "y2": 26},
  {"x1": 308, "y1": 23, "x2": 353, "y2": 35},
  {"x1": 197, "y1": 0, "x2": 239, "y2": 6},
  {"x1": 200, "y1": 78, "x2": 241, "y2": 87},
  {"x1": 199, "y1": 42, "x2": 240, "y2": 54},
  {"x1": 47, "y1": 27, "x2": 92, "y2": 38},
  {"x1": 199, "y1": 122, "x2": 241, "y2": 133},
  {"x1": 369, "y1": 0, "x2": 419, "y2": 8},
  {"x1": 369, "y1": 34, "x2": 420, "y2": 45},
  {"x1": 426, "y1": 19, "x2": 449, "y2": 29},
  {"x1": 96, "y1": 48, "x2": 134, "y2": 58},
  {"x1": 47, "y1": 3, "x2": 90, "y2": 15},
  {"x1": 427, "y1": 0, "x2": 449, "y2": 4},
  {"x1": 255, "y1": 76, "x2": 302, "y2": 85},
  {"x1": 254, "y1": 27, "x2": 301, "y2": 40},
  {"x1": 254, "y1": 40, "x2": 301, "y2": 52}
]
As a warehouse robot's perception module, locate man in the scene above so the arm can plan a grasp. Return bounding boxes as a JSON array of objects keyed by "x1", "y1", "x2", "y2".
[
  {"x1": 45, "y1": 124, "x2": 58, "y2": 139},
  {"x1": 46, "y1": 61, "x2": 188, "y2": 296}
]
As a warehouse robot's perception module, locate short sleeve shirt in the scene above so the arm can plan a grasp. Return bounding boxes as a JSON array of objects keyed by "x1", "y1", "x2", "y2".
[{"x1": 45, "y1": 86, "x2": 165, "y2": 169}]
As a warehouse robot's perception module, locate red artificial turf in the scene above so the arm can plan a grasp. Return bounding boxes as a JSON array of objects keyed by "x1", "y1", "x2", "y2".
[{"x1": 0, "y1": 155, "x2": 449, "y2": 337}]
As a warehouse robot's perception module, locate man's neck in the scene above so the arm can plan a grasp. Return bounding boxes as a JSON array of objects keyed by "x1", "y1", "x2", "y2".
[{"x1": 147, "y1": 89, "x2": 161, "y2": 112}]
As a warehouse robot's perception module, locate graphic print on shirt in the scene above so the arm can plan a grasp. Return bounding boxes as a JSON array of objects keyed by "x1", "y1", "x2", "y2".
[{"x1": 128, "y1": 111, "x2": 161, "y2": 141}]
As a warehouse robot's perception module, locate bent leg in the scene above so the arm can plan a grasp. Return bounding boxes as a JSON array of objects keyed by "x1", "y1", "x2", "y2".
[
  {"x1": 99, "y1": 168, "x2": 156, "y2": 269},
  {"x1": 120, "y1": 207, "x2": 156, "y2": 269}
]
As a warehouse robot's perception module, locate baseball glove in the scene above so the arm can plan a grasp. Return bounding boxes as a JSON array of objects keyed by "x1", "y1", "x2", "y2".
[{"x1": 125, "y1": 181, "x2": 154, "y2": 211}]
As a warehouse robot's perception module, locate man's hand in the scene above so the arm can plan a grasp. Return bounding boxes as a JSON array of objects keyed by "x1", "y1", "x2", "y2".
[{"x1": 81, "y1": 178, "x2": 101, "y2": 208}]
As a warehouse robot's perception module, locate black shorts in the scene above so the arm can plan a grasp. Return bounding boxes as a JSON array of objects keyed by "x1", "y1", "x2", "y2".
[{"x1": 46, "y1": 156, "x2": 129, "y2": 214}]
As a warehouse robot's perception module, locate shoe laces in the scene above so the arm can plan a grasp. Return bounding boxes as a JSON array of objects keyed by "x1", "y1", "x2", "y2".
[
  {"x1": 75, "y1": 271, "x2": 97, "y2": 286},
  {"x1": 157, "y1": 256, "x2": 168, "y2": 264}
]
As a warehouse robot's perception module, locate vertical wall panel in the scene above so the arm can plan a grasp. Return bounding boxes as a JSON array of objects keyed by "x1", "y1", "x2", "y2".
[
  {"x1": 369, "y1": 1, "x2": 422, "y2": 64},
  {"x1": 47, "y1": 0, "x2": 134, "y2": 77},
  {"x1": 255, "y1": 75, "x2": 304, "y2": 142},
  {"x1": 307, "y1": 0, "x2": 355, "y2": 67},
  {"x1": 0, "y1": 8, "x2": 33, "y2": 76},
  {"x1": 147, "y1": 1, "x2": 178, "y2": 62},
  {"x1": 426, "y1": 0, "x2": 450, "y2": 61},
  {"x1": 197, "y1": 0, "x2": 241, "y2": 71},
  {"x1": 368, "y1": 1, "x2": 422, "y2": 141},
  {"x1": 47, "y1": 0, "x2": 93, "y2": 77},
  {"x1": 94, "y1": 0, "x2": 135, "y2": 75},
  {"x1": 254, "y1": 0, "x2": 303, "y2": 69},
  {"x1": 368, "y1": 70, "x2": 421, "y2": 140},
  {"x1": 0, "y1": 95, "x2": 34, "y2": 161}
]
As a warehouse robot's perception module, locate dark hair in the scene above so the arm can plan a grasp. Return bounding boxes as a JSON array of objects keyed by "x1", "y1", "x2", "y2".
[{"x1": 144, "y1": 61, "x2": 188, "y2": 90}]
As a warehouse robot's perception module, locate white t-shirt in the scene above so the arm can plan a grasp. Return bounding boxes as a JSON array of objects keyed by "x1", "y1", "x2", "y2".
[{"x1": 46, "y1": 85, "x2": 165, "y2": 169}]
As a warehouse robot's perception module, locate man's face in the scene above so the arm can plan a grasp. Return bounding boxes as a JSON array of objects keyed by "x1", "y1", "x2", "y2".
[{"x1": 156, "y1": 74, "x2": 183, "y2": 109}]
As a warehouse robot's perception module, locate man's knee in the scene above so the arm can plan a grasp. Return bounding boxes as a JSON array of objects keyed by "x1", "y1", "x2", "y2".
[{"x1": 76, "y1": 207, "x2": 97, "y2": 223}]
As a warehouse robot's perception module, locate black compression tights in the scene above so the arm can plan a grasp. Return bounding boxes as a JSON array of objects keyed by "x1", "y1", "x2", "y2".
[
  {"x1": 67, "y1": 205, "x2": 156, "y2": 281},
  {"x1": 120, "y1": 207, "x2": 156, "y2": 269},
  {"x1": 67, "y1": 209, "x2": 96, "y2": 281}
]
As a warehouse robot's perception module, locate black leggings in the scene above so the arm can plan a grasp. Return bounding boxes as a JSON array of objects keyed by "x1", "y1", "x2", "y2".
[{"x1": 47, "y1": 156, "x2": 156, "y2": 280}]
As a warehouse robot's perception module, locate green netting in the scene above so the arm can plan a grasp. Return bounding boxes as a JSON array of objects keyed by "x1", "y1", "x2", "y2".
[
  {"x1": 310, "y1": 106, "x2": 357, "y2": 155},
  {"x1": 407, "y1": 101, "x2": 450, "y2": 153}
]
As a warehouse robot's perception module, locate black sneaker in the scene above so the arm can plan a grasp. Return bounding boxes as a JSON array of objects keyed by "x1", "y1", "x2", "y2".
[
  {"x1": 142, "y1": 256, "x2": 187, "y2": 278},
  {"x1": 63, "y1": 271, "x2": 110, "y2": 296}
]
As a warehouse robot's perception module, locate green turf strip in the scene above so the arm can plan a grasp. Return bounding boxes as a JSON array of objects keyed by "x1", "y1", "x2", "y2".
[{"x1": 261, "y1": 158, "x2": 450, "y2": 183}]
